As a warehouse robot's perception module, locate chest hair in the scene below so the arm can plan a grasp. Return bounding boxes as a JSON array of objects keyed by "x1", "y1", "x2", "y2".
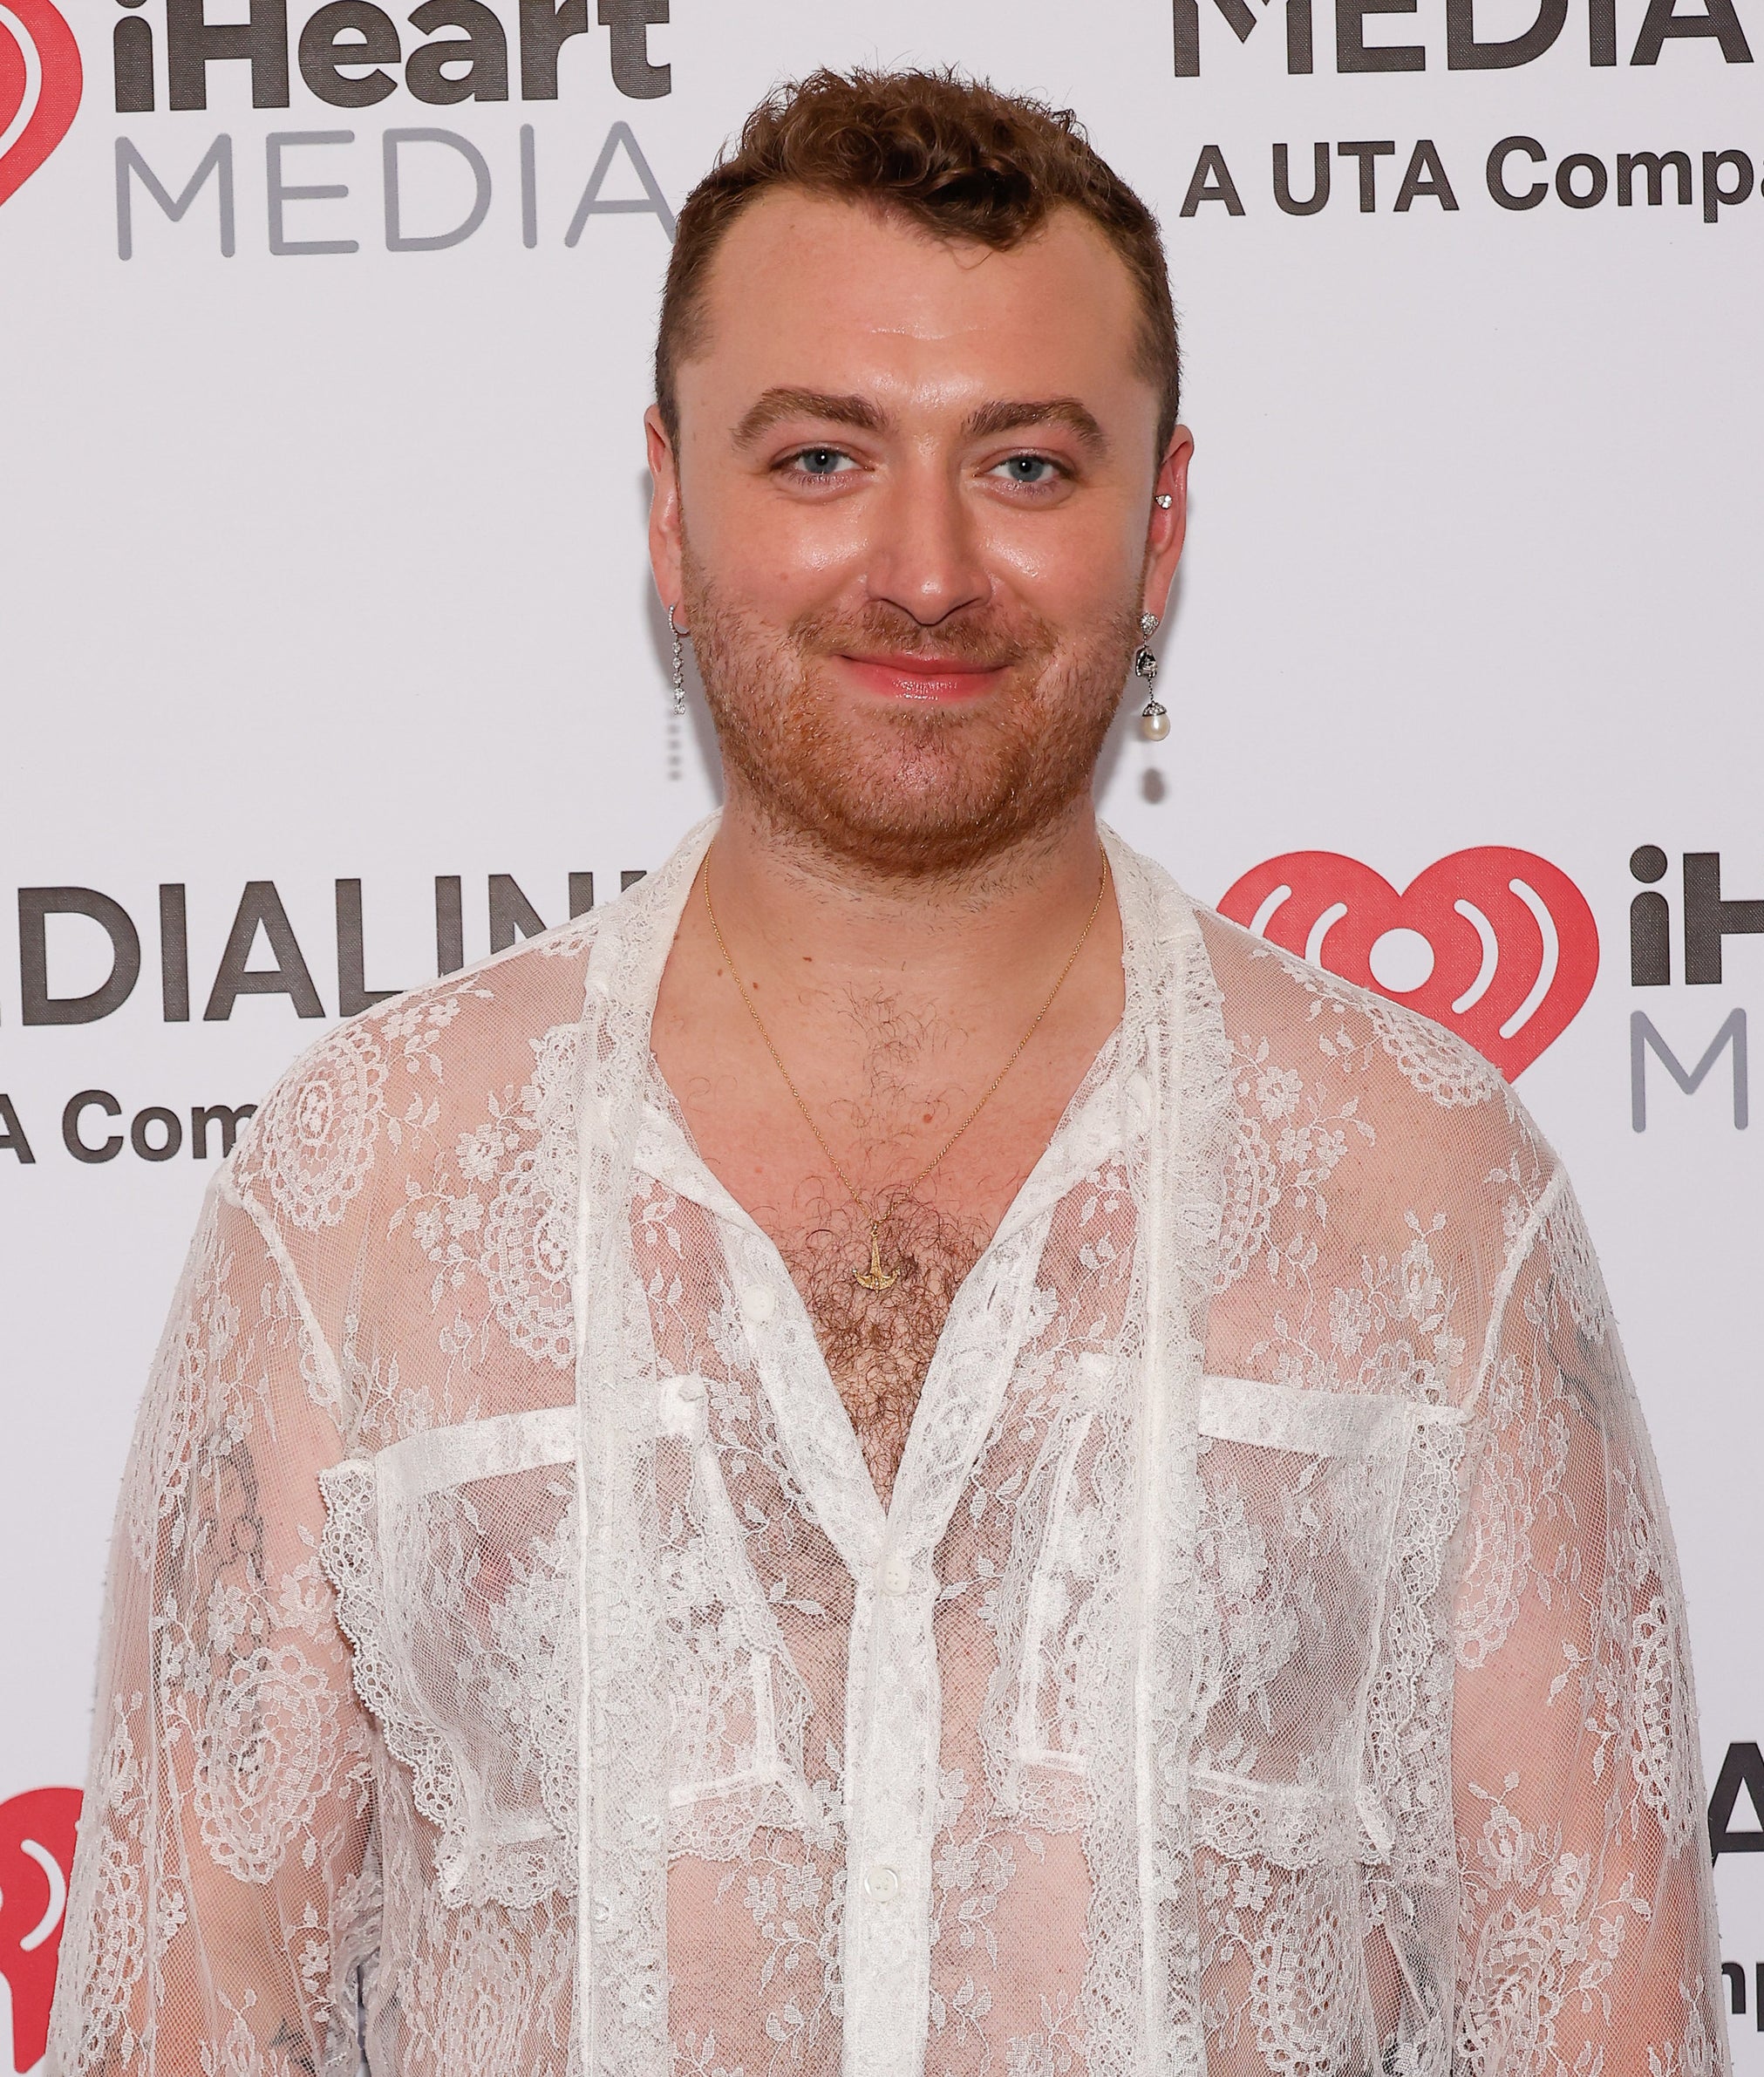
[
  {"x1": 780, "y1": 1187, "x2": 983, "y2": 1506},
  {"x1": 764, "y1": 992, "x2": 997, "y2": 1506}
]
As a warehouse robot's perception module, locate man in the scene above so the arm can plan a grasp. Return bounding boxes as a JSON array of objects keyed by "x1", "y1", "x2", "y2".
[{"x1": 50, "y1": 66, "x2": 1723, "y2": 2077}]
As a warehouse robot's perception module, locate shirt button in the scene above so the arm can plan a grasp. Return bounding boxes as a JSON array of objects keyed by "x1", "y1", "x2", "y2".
[
  {"x1": 741, "y1": 1283, "x2": 776, "y2": 1324},
  {"x1": 677, "y1": 1375, "x2": 705, "y2": 1404},
  {"x1": 863, "y1": 1861, "x2": 900, "y2": 1902},
  {"x1": 878, "y1": 1553, "x2": 911, "y2": 1597}
]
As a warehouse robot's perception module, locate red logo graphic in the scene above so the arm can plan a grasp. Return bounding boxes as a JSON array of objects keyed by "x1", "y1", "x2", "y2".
[
  {"x1": 0, "y1": 0, "x2": 81, "y2": 212},
  {"x1": 1217, "y1": 849, "x2": 1600, "y2": 1079},
  {"x1": 0, "y1": 1788, "x2": 80, "y2": 2076}
]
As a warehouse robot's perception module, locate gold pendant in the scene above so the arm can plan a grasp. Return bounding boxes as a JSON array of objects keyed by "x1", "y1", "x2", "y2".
[{"x1": 854, "y1": 1222, "x2": 898, "y2": 1293}]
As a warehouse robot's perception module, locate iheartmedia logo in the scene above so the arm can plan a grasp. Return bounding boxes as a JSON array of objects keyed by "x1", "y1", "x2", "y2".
[
  {"x1": 1626, "y1": 846, "x2": 1763, "y2": 1132},
  {"x1": 1217, "y1": 848, "x2": 1600, "y2": 1079},
  {"x1": 0, "y1": 1787, "x2": 79, "y2": 2077},
  {"x1": 105, "y1": 0, "x2": 684, "y2": 257},
  {"x1": 0, "y1": 0, "x2": 81, "y2": 209}
]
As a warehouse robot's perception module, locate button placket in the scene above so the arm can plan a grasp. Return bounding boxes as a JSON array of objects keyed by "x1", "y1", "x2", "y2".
[
  {"x1": 841, "y1": 1569, "x2": 940, "y2": 2077},
  {"x1": 839, "y1": 1216, "x2": 1062, "y2": 2077}
]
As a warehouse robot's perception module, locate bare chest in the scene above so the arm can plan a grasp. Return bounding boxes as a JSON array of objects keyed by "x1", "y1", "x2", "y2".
[
  {"x1": 650, "y1": 890, "x2": 1126, "y2": 1507},
  {"x1": 670, "y1": 1080, "x2": 1036, "y2": 1507}
]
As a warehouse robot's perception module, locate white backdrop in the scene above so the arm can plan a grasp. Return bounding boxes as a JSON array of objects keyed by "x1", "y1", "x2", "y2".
[{"x1": 3, "y1": 0, "x2": 1761, "y2": 2066}]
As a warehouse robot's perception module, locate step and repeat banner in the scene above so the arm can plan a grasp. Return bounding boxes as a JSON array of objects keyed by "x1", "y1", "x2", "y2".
[{"x1": 2, "y1": 0, "x2": 1761, "y2": 2066}]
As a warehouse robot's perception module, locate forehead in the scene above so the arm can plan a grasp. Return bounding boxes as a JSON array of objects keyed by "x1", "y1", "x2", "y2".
[{"x1": 680, "y1": 187, "x2": 1148, "y2": 422}]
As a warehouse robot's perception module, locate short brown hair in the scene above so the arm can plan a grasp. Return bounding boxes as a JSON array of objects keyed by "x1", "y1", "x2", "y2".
[{"x1": 655, "y1": 67, "x2": 1181, "y2": 459}]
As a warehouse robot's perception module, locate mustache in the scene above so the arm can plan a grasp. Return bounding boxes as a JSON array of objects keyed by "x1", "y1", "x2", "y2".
[{"x1": 787, "y1": 603, "x2": 1059, "y2": 672}]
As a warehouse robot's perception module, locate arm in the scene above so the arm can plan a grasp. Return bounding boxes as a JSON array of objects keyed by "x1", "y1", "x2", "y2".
[
  {"x1": 1450, "y1": 1171, "x2": 1726, "y2": 2074},
  {"x1": 48, "y1": 1168, "x2": 377, "y2": 2077}
]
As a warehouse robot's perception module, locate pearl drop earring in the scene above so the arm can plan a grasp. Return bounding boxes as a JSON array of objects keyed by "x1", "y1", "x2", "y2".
[{"x1": 1135, "y1": 612, "x2": 1168, "y2": 740}]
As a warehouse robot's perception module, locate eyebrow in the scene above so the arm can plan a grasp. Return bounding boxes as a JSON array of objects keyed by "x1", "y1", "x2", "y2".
[
  {"x1": 961, "y1": 397, "x2": 1109, "y2": 456},
  {"x1": 732, "y1": 389, "x2": 888, "y2": 446},
  {"x1": 731, "y1": 388, "x2": 1110, "y2": 458}
]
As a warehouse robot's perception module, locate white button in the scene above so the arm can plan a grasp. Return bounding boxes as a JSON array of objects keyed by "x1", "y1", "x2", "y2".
[
  {"x1": 878, "y1": 1553, "x2": 911, "y2": 1597},
  {"x1": 862, "y1": 1861, "x2": 900, "y2": 1902},
  {"x1": 741, "y1": 1283, "x2": 777, "y2": 1324},
  {"x1": 677, "y1": 1375, "x2": 705, "y2": 1404}
]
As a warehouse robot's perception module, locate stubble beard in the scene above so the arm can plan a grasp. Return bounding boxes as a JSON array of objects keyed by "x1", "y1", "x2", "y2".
[{"x1": 680, "y1": 541, "x2": 1141, "y2": 882}]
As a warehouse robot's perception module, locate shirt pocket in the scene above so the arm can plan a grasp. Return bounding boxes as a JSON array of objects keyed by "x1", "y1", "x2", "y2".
[
  {"x1": 1188, "y1": 1374, "x2": 1467, "y2": 1872},
  {"x1": 650, "y1": 1370, "x2": 816, "y2": 1862},
  {"x1": 319, "y1": 1379, "x2": 813, "y2": 1910}
]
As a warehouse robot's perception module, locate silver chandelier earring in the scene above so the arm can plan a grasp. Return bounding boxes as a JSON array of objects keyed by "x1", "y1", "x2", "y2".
[
  {"x1": 665, "y1": 604, "x2": 688, "y2": 780},
  {"x1": 1135, "y1": 611, "x2": 1169, "y2": 740},
  {"x1": 667, "y1": 604, "x2": 687, "y2": 718}
]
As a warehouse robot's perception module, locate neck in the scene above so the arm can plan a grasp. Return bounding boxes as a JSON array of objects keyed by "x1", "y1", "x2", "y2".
[{"x1": 705, "y1": 782, "x2": 1110, "y2": 1000}]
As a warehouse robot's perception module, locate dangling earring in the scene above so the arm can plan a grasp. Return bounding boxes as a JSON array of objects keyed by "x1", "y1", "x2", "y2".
[
  {"x1": 1135, "y1": 611, "x2": 1168, "y2": 740},
  {"x1": 668, "y1": 604, "x2": 687, "y2": 718},
  {"x1": 666, "y1": 604, "x2": 688, "y2": 780}
]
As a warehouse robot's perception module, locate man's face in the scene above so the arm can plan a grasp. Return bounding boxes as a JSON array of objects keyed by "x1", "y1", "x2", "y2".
[{"x1": 647, "y1": 188, "x2": 1191, "y2": 875}]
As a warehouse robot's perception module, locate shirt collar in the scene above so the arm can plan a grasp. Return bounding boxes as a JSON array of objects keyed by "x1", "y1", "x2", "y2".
[{"x1": 589, "y1": 814, "x2": 1168, "y2": 1249}]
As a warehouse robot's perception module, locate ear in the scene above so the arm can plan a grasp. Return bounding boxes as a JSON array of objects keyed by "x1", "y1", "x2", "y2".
[
  {"x1": 645, "y1": 403, "x2": 685, "y2": 624},
  {"x1": 1140, "y1": 426, "x2": 1195, "y2": 624}
]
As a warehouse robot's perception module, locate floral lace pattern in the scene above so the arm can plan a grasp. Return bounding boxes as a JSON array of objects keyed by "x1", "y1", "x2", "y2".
[
  {"x1": 49, "y1": 827, "x2": 1726, "y2": 2077},
  {"x1": 242, "y1": 1014, "x2": 390, "y2": 1230},
  {"x1": 193, "y1": 1643, "x2": 341, "y2": 1883}
]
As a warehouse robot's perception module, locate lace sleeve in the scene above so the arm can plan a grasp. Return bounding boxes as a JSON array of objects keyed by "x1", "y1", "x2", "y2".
[
  {"x1": 1450, "y1": 1171, "x2": 1727, "y2": 2076},
  {"x1": 47, "y1": 1168, "x2": 378, "y2": 2077}
]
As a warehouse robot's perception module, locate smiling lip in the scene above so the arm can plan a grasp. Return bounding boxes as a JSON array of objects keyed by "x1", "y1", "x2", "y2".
[{"x1": 838, "y1": 652, "x2": 1009, "y2": 703}]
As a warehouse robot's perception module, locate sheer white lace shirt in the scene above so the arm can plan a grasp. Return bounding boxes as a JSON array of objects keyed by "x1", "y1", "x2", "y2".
[{"x1": 48, "y1": 821, "x2": 1727, "y2": 2077}]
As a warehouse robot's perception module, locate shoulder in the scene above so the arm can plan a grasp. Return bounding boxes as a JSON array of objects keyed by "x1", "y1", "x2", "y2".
[
  {"x1": 1195, "y1": 901, "x2": 1545, "y2": 1158},
  {"x1": 1191, "y1": 904, "x2": 1564, "y2": 1401},
  {"x1": 231, "y1": 909, "x2": 602, "y2": 1243}
]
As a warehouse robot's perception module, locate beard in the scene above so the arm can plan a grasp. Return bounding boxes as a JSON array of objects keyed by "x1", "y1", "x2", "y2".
[{"x1": 679, "y1": 542, "x2": 1141, "y2": 881}]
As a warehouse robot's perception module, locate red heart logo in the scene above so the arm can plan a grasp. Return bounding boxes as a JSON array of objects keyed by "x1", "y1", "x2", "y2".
[
  {"x1": 0, "y1": 1786, "x2": 81, "y2": 2075},
  {"x1": 1217, "y1": 848, "x2": 1600, "y2": 1080},
  {"x1": 0, "y1": 0, "x2": 82, "y2": 212}
]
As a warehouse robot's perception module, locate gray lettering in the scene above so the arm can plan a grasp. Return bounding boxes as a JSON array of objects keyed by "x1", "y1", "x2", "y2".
[
  {"x1": 383, "y1": 126, "x2": 492, "y2": 249},
  {"x1": 564, "y1": 119, "x2": 675, "y2": 243},
  {"x1": 116, "y1": 133, "x2": 235, "y2": 259},
  {"x1": 267, "y1": 129, "x2": 358, "y2": 255},
  {"x1": 1631, "y1": 1009, "x2": 1748, "y2": 1130}
]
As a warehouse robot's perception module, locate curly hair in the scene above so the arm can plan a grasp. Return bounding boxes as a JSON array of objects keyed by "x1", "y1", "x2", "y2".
[{"x1": 655, "y1": 67, "x2": 1181, "y2": 458}]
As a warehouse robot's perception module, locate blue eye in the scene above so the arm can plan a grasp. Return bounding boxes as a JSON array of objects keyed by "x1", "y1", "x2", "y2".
[
  {"x1": 793, "y1": 447, "x2": 850, "y2": 476},
  {"x1": 993, "y1": 454, "x2": 1059, "y2": 485}
]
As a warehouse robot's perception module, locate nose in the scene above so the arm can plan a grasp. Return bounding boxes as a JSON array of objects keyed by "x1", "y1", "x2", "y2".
[{"x1": 862, "y1": 453, "x2": 990, "y2": 628}]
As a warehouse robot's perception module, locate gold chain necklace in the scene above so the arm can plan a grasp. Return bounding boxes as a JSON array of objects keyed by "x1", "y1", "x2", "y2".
[{"x1": 703, "y1": 848, "x2": 1111, "y2": 1294}]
